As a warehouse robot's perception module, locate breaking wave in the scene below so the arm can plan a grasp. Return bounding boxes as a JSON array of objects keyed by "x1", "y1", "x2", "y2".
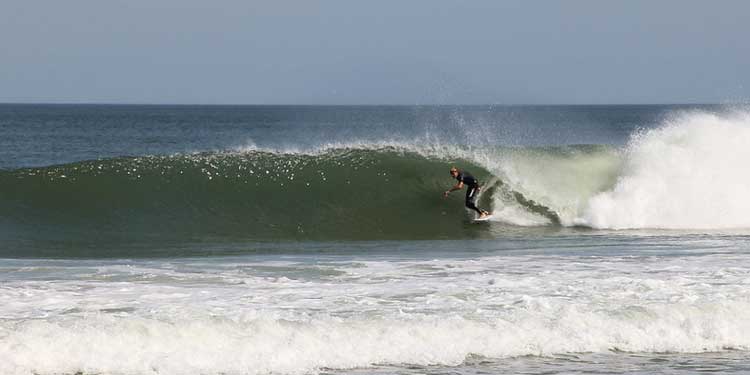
[{"x1": 2, "y1": 109, "x2": 750, "y2": 255}]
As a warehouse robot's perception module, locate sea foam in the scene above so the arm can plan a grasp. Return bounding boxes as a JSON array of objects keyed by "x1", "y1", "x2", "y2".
[
  {"x1": 582, "y1": 110, "x2": 750, "y2": 229},
  {"x1": 2, "y1": 304, "x2": 749, "y2": 375},
  {"x1": 2, "y1": 253, "x2": 750, "y2": 375}
]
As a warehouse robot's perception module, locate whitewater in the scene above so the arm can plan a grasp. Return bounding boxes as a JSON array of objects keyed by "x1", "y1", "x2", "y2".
[
  {"x1": 3, "y1": 240, "x2": 750, "y2": 375},
  {"x1": 2, "y1": 242, "x2": 750, "y2": 375},
  {"x1": 446, "y1": 109, "x2": 750, "y2": 229},
  {"x1": 582, "y1": 110, "x2": 750, "y2": 229},
  {"x1": 2, "y1": 104, "x2": 750, "y2": 375}
]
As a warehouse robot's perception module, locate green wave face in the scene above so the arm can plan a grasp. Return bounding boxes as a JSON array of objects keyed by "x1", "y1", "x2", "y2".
[
  {"x1": 2, "y1": 145, "x2": 625, "y2": 257},
  {"x1": 1, "y1": 149, "x2": 498, "y2": 255}
]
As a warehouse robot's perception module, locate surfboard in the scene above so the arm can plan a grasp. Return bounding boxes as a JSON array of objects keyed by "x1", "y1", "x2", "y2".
[{"x1": 473, "y1": 214, "x2": 493, "y2": 222}]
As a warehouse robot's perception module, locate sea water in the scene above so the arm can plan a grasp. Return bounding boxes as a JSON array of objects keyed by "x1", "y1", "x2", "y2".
[{"x1": 1, "y1": 104, "x2": 749, "y2": 374}]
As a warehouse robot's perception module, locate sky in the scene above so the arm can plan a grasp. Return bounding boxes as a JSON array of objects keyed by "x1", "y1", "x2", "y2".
[{"x1": 1, "y1": 0, "x2": 749, "y2": 105}]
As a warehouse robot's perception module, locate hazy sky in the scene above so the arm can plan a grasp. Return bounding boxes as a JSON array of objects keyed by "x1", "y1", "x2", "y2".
[{"x1": 1, "y1": 1, "x2": 749, "y2": 104}]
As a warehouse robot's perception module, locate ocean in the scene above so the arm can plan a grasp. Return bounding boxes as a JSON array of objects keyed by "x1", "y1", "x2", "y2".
[{"x1": 1, "y1": 104, "x2": 749, "y2": 374}]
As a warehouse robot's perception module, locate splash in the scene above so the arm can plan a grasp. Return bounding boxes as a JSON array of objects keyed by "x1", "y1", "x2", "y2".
[{"x1": 582, "y1": 110, "x2": 750, "y2": 229}]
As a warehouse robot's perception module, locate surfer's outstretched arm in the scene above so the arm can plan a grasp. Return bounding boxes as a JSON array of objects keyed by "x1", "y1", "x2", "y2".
[{"x1": 443, "y1": 181, "x2": 464, "y2": 197}]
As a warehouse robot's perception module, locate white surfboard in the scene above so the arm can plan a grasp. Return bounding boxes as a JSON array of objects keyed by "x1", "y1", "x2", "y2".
[{"x1": 473, "y1": 214, "x2": 493, "y2": 222}]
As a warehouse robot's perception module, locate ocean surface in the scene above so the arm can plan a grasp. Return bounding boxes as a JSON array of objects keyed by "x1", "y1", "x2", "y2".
[{"x1": 1, "y1": 104, "x2": 749, "y2": 374}]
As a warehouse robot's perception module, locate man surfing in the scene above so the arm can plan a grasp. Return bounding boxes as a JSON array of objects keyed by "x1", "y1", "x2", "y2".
[{"x1": 444, "y1": 167, "x2": 491, "y2": 219}]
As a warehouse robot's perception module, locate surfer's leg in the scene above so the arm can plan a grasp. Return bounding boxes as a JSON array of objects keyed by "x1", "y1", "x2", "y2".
[{"x1": 465, "y1": 187, "x2": 483, "y2": 215}]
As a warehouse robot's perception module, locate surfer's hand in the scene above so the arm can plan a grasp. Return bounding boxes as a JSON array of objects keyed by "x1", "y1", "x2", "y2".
[{"x1": 443, "y1": 191, "x2": 449, "y2": 198}]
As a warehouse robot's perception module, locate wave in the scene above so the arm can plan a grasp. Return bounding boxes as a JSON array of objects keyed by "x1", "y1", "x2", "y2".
[
  {"x1": 0, "y1": 144, "x2": 612, "y2": 255},
  {"x1": 0, "y1": 148, "x2": 500, "y2": 247},
  {"x1": 2, "y1": 109, "x2": 750, "y2": 252},
  {"x1": 2, "y1": 301, "x2": 749, "y2": 375}
]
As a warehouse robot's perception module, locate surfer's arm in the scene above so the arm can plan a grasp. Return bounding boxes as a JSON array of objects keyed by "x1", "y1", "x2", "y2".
[{"x1": 443, "y1": 182, "x2": 464, "y2": 197}]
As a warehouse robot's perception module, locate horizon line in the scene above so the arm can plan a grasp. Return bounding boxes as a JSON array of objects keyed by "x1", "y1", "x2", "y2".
[{"x1": 0, "y1": 101, "x2": 729, "y2": 107}]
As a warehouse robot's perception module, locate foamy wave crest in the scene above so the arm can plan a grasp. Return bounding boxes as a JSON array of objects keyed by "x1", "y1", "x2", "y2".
[
  {"x1": 2, "y1": 302, "x2": 749, "y2": 375},
  {"x1": 581, "y1": 110, "x2": 750, "y2": 229},
  {"x1": 3, "y1": 252, "x2": 750, "y2": 374},
  {"x1": 232, "y1": 136, "x2": 473, "y2": 160}
]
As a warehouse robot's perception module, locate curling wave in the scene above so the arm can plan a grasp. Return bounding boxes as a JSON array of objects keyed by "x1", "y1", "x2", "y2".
[
  {"x1": 2, "y1": 109, "x2": 750, "y2": 255},
  {"x1": 0, "y1": 144, "x2": 614, "y2": 256},
  {"x1": 0, "y1": 149, "x2": 497, "y2": 250}
]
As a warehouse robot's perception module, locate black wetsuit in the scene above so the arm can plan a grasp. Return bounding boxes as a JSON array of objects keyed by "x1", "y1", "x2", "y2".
[{"x1": 456, "y1": 171, "x2": 483, "y2": 215}]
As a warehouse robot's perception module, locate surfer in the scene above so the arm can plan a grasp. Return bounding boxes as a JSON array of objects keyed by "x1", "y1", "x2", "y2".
[{"x1": 444, "y1": 167, "x2": 491, "y2": 219}]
